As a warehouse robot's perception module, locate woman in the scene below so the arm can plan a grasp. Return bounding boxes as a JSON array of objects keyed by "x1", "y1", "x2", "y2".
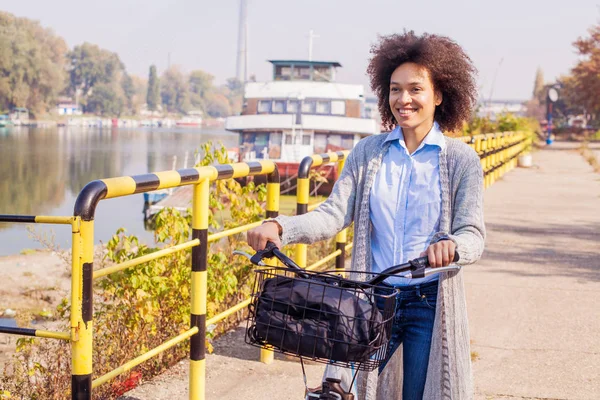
[{"x1": 248, "y1": 31, "x2": 485, "y2": 400}]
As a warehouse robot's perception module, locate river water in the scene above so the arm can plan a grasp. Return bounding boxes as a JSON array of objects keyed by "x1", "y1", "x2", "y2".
[{"x1": 0, "y1": 126, "x2": 238, "y2": 256}]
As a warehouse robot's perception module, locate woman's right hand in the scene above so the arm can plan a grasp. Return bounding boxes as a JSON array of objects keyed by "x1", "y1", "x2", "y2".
[{"x1": 247, "y1": 221, "x2": 282, "y2": 251}]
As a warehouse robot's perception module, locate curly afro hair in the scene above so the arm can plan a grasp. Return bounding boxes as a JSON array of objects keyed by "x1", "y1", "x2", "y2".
[{"x1": 367, "y1": 31, "x2": 478, "y2": 132}]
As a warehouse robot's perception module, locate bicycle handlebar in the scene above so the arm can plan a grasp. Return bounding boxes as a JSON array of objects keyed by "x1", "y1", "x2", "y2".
[{"x1": 235, "y1": 241, "x2": 461, "y2": 286}]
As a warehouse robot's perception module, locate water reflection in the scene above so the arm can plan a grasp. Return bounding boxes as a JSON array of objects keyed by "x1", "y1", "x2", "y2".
[{"x1": 0, "y1": 126, "x2": 237, "y2": 255}]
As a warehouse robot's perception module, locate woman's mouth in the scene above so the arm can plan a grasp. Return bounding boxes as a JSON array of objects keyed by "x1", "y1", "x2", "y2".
[{"x1": 397, "y1": 108, "x2": 417, "y2": 116}]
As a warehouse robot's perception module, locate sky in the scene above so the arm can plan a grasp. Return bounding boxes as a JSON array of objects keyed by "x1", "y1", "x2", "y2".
[{"x1": 1, "y1": 0, "x2": 598, "y2": 101}]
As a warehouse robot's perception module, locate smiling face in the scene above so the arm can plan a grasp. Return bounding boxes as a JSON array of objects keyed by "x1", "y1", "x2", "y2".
[{"x1": 389, "y1": 62, "x2": 442, "y2": 137}]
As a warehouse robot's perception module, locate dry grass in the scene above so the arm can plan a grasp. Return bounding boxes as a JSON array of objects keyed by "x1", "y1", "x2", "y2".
[{"x1": 579, "y1": 142, "x2": 600, "y2": 173}]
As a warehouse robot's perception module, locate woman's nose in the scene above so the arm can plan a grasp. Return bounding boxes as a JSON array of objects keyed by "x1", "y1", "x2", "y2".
[{"x1": 395, "y1": 90, "x2": 411, "y2": 105}]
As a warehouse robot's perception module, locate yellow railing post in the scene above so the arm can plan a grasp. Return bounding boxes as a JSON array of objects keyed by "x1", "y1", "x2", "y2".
[
  {"x1": 190, "y1": 179, "x2": 209, "y2": 400},
  {"x1": 294, "y1": 175, "x2": 310, "y2": 268},
  {"x1": 259, "y1": 168, "x2": 281, "y2": 364},
  {"x1": 71, "y1": 217, "x2": 94, "y2": 400}
]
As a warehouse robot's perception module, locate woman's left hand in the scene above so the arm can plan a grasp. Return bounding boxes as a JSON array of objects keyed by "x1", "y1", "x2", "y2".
[{"x1": 421, "y1": 240, "x2": 456, "y2": 268}]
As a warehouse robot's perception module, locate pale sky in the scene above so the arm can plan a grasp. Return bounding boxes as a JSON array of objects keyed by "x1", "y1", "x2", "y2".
[{"x1": 1, "y1": 0, "x2": 598, "y2": 100}]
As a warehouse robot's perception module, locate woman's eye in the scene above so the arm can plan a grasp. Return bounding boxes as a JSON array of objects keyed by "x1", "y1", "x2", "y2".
[
  {"x1": 390, "y1": 87, "x2": 398, "y2": 92},
  {"x1": 412, "y1": 87, "x2": 421, "y2": 92}
]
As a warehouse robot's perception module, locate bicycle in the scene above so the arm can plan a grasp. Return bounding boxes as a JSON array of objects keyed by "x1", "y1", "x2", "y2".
[{"x1": 235, "y1": 242, "x2": 460, "y2": 400}]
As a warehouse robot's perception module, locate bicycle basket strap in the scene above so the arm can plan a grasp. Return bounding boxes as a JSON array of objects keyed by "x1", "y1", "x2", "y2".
[{"x1": 251, "y1": 276, "x2": 387, "y2": 363}]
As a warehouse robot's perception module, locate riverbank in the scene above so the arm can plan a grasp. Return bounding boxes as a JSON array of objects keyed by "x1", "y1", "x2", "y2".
[{"x1": 0, "y1": 249, "x2": 73, "y2": 366}]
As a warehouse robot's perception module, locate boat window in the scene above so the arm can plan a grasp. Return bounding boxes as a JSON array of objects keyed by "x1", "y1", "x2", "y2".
[
  {"x1": 301, "y1": 100, "x2": 316, "y2": 114},
  {"x1": 275, "y1": 66, "x2": 292, "y2": 80},
  {"x1": 342, "y1": 135, "x2": 354, "y2": 150},
  {"x1": 331, "y1": 100, "x2": 346, "y2": 115},
  {"x1": 285, "y1": 134, "x2": 294, "y2": 145},
  {"x1": 302, "y1": 134, "x2": 311, "y2": 146},
  {"x1": 294, "y1": 66, "x2": 311, "y2": 80},
  {"x1": 314, "y1": 133, "x2": 327, "y2": 154},
  {"x1": 254, "y1": 133, "x2": 270, "y2": 158},
  {"x1": 314, "y1": 66, "x2": 332, "y2": 82},
  {"x1": 258, "y1": 100, "x2": 271, "y2": 113},
  {"x1": 327, "y1": 134, "x2": 343, "y2": 151},
  {"x1": 316, "y1": 100, "x2": 331, "y2": 114},
  {"x1": 269, "y1": 132, "x2": 282, "y2": 159},
  {"x1": 286, "y1": 100, "x2": 299, "y2": 113},
  {"x1": 272, "y1": 100, "x2": 285, "y2": 113}
]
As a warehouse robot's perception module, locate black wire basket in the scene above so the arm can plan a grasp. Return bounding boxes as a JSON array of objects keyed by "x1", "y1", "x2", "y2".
[{"x1": 246, "y1": 267, "x2": 396, "y2": 372}]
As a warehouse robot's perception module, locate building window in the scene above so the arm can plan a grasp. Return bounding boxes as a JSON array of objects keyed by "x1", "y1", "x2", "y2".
[
  {"x1": 258, "y1": 100, "x2": 271, "y2": 113},
  {"x1": 331, "y1": 100, "x2": 346, "y2": 115},
  {"x1": 285, "y1": 134, "x2": 293, "y2": 145},
  {"x1": 272, "y1": 100, "x2": 285, "y2": 113},
  {"x1": 301, "y1": 100, "x2": 316, "y2": 114},
  {"x1": 302, "y1": 134, "x2": 311, "y2": 146},
  {"x1": 316, "y1": 100, "x2": 331, "y2": 114}
]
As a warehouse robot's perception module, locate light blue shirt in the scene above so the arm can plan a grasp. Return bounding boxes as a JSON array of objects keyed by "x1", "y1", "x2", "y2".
[{"x1": 369, "y1": 122, "x2": 444, "y2": 286}]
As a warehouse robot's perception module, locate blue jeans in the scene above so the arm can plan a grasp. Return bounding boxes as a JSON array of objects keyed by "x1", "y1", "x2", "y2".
[{"x1": 375, "y1": 280, "x2": 438, "y2": 400}]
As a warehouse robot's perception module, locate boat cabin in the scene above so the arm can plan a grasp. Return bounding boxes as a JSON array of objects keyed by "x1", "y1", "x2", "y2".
[{"x1": 226, "y1": 60, "x2": 378, "y2": 165}]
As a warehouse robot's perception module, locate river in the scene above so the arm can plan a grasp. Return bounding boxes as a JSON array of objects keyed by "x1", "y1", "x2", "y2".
[{"x1": 0, "y1": 126, "x2": 238, "y2": 256}]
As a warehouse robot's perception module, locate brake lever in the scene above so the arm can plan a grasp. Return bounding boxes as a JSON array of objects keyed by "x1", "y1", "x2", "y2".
[{"x1": 233, "y1": 250, "x2": 266, "y2": 266}]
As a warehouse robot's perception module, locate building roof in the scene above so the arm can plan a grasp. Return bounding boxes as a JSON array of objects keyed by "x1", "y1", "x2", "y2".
[{"x1": 268, "y1": 60, "x2": 342, "y2": 68}]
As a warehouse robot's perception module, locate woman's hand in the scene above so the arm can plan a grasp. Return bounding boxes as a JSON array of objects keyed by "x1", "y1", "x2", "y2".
[
  {"x1": 421, "y1": 240, "x2": 456, "y2": 268},
  {"x1": 247, "y1": 221, "x2": 282, "y2": 251}
]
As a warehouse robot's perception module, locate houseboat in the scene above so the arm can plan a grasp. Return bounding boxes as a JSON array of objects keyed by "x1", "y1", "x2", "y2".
[{"x1": 225, "y1": 60, "x2": 379, "y2": 192}]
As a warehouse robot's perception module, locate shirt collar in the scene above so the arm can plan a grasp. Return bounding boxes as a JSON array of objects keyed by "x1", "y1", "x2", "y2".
[{"x1": 385, "y1": 121, "x2": 446, "y2": 152}]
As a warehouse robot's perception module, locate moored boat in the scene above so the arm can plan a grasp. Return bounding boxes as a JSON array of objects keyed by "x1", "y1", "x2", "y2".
[{"x1": 225, "y1": 60, "x2": 379, "y2": 193}]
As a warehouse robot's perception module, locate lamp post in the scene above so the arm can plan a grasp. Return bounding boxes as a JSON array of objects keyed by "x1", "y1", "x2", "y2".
[{"x1": 546, "y1": 87, "x2": 559, "y2": 145}]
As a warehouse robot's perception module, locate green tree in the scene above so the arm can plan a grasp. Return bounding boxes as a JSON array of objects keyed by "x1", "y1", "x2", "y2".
[
  {"x1": 86, "y1": 82, "x2": 124, "y2": 116},
  {"x1": 121, "y1": 73, "x2": 135, "y2": 114},
  {"x1": 160, "y1": 66, "x2": 189, "y2": 113},
  {"x1": 188, "y1": 69, "x2": 215, "y2": 112},
  {"x1": 147, "y1": 65, "x2": 160, "y2": 111},
  {"x1": 0, "y1": 11, "x2": 68, "y2": 115},
  {"x1": 67, "y1": 42, "x2": 128, "y2": 115},
  {"x1": 532, "y1": 67, "x2": 545, "y2": 102}
]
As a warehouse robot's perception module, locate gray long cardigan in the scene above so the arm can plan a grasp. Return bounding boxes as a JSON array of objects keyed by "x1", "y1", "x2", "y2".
[{"x1": 274, "y1": 133, "x2": 485, "y2": 399}]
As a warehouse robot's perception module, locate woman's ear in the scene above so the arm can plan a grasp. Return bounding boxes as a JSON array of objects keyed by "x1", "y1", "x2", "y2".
[{"x1": 435, "y1": 91, "x2": 442, "y2": 106}]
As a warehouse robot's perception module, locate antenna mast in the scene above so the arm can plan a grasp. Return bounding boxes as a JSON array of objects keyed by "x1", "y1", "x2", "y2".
[
  {"x1": 307, "y1": 29, "x2": 319, "y2": 61},
  {"x1": 236, "y1": 0, "x2": 248, "y2": 82}
]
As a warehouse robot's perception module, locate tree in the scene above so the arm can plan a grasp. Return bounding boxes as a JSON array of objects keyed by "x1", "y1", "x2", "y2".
[
  {"x1": 532, "y1": 67, "x2": 545, "y2": 102},
  {"x1": 160, "y1": 66, "x2": 189, "y2": 113},
  {"x1": 67, "y1": 42, "x2": 128, "y2": 115},
  {"x1": 146, "y1": 65, "x2": 160, "y2": 111},
  {"x1": 121, "y1": 73, "x2": 136, "y2": 114},
  {"x1": 130, "y1": 75, "x2": 147, "y2": 115},
  {"x1": 0, "y1": 11, "x2": 68, "y2": 115},
  {"x1": 563, "y1": 23, "x2": 600, "y2": 123},
  {"x1": 188, "y1": 70, "x2": 214, "y2": 112},
  {"x1": 86, "y1": 83, "x2": 124, "y2": 116},
  {"x1": 205, "y1": 92, "x2": 231, "y2": 117}
]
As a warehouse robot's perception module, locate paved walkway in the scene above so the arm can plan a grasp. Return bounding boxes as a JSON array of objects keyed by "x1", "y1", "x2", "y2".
[
  {"x1": 122, "y1": 141, "x2": 599, "y2": 400},
  {"x1": 468, "y1": 141, "x2": 599, "y2": 400}
]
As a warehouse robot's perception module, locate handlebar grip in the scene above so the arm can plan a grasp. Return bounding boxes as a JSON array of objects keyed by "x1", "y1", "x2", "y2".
[{"x1": 416, "y1": 250, "x2": 460, "y2": 267}]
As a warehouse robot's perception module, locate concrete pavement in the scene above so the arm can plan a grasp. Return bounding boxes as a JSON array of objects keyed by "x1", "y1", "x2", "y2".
[{"x1": 467, "y1": 141, "x2": 599, "y2": 400}]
